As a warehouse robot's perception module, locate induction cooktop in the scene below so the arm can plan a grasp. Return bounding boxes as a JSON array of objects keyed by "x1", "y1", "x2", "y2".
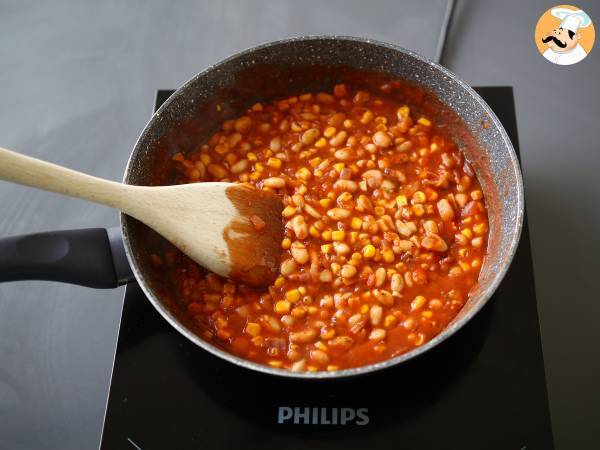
[{"x1": 101, "y1": 87, "x2": 554, "y2": 450}]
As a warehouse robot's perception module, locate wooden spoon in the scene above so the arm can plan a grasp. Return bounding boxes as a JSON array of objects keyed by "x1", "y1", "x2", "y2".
[{"x1": 0, "y1": 147, "x2": 284, "y2": 287}]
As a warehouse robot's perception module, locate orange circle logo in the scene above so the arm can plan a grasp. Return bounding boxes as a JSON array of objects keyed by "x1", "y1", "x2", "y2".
[{"x1": 535, "y1": 5, "x2": 595, "y2": 65}]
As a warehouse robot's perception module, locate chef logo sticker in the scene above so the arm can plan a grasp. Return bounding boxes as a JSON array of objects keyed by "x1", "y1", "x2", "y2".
[{"x1": 535, "y1": 5, "x2": 594, "y2": 65}]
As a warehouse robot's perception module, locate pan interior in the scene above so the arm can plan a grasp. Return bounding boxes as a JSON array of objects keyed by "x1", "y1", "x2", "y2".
[{"x1": 122, "y1": 37, "x2": 522, "y2": 377}]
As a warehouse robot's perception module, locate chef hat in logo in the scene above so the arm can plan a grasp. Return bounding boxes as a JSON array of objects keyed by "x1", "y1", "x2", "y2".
[{"x1": 551, "y1": 8, "x2": 592, "y2": 33}]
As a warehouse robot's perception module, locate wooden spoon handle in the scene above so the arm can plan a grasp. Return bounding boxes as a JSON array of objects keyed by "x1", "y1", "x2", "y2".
[{"x1": 0, "y1": 146, "x2": 133, "y2": 209}]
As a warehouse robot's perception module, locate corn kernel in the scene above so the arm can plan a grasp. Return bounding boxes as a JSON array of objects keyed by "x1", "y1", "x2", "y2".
[
  {"x1": 396, "y1": 195, "x2": 408, "y2": 207},
  {"x1": 383, "y1": 315, "x2": 397, "y2": 328},
  {"x1": 267, "y1": 157, "x2": 282, "y2": 169},
  {"x1": 333, "y1": 162, "x2": 345, "y2": 172},
  {"x1": 471, "y1": 190, "x2": 483, "y2": 200},
  {"x1": 418, "y1": 117, "x2": 432, "y2": 127},
  {"x1": 360, "y1": 304, "x2": 370, "y2": 314},
  {"x1": 332, "y1": 230, "x2": 346, "y2": 241},
  {"x1": 254, "y1": 162, "x2": 265, "y2": 172},
  {"x1": 281, "y1": 238, "x2": 291, "y2": 249},
  {"x1": 349, "y1": 231, "x2": 358, "y2": 243},
  {"x1": 458, "y1": 248, "x2": 468, "y2": 258},
  {"x1": 298, "y1": 185, "x2": 307, "y2": 195},
  {"x1": 412, "y1": 204, "x2": 425, "y2": 216},
  {"x1": 461, "y1": 228, "x2": 473, "y2": 239},
  {"x1": 308, "y1": 366, "x2": 318, "y2": 372},
  {"x1": 269, "y1": 360, "x2": 283, "y2": 368},
  {"x1": 309, "y1": 226, "x2": 320, "y2": 238},
  {"x1": 245, "y1": 322, "x2": 261, "y2": 337},
  {"x1": 309, "y1": 157, "x2": 322, "y2": 167},
  {"x1": 298, "y1": 286, "x2": 307, "y2": 295},
  {"x1": 321, "y1": 244, "x2": 332, "y2": 254},
  {"x1": 274, "y1": 276, "x2": 285, "y2": 288},
  {"x1": 374, "y1": 206, "x2": 385, "y2": 216},
  {"x1": 362, "y1": 244, "x2": 376, "y2": 258},
  {"x1": 351, "y1": 217, "x2": 363, "y2": 230},
  {"x1": 398, "y1": 105, "x2": 410, "y2": 118},
  {"x1": 246, "y1": 152, "x2": 257, "y2": 161},
  {"x1": 422, "y1": 310, "x2": 433, "y2": 318},
  {"x1": 331, "y1": 263, "x2": 341, "y2": 274},
  {"x1": 296, "y1": 167, "x2": 312, "y2": 180},
  {"x1": 282, "y1": 206, "x2": 296, "y2": 217},
  {"x1": 291, "y1": 307, "x2": 306, "y2": 318},
  {"x1": 473, "y1": 223, "x2": 488, "y2": 235},
  {"x1": 460, "y1": 262, "x2": 471, "y2": 272},
  {"x1": 322, "y1": 230, "x2": 332, "y2": 241},
  {"x1": 320, "y1": 198, "x2": 332, "y2": 208},
  {"x1": 382, "y1": 249, "x2": 395, "y2": 263},
  {"x1": 275, "y1": 300, "x2": 291, "y2": 314},
  {"x1": 472, "y1": 258, "x2": 482, "y2": 268},
  {"x1": 308, "y1": 306, "x2": 318, "y2": 314},
  {"x1": 321, "y1": 328, "x2": 335, "y2": 340},
  {"x1": 285, "y1": 289, "x2": 301, "y2": 302},
  {"x1": 315, "y1": 137, "x2": 327, "y2": 148},
  {"x1": 249, "y1": 171, "x2": 261, "y2": 181}
]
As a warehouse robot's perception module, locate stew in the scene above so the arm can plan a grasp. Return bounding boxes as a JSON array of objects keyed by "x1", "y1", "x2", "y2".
[{"x1": 155, "y1": 83, "x2": 489, "y2": 372}]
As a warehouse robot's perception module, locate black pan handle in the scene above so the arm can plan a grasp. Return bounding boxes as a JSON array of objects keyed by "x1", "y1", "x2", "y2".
[{"x1": 0, "y1": 227, "x2": 134, "y2": 288}]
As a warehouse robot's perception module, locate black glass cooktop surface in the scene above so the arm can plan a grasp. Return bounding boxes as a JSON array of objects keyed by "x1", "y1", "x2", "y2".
[{"x1": 101, "y1": 87, "x2": 554, "y2": 450}]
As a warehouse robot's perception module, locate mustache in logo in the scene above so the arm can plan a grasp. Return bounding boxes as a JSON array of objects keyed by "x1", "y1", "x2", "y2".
[{"x1": 542, "y1": 35, "x2": 567, "y2": 48}]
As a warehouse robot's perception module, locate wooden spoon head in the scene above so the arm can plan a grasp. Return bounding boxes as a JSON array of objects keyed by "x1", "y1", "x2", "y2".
[
  {"x1": 223, "y1": 183, "x2": 284, "y2": 287},
  {"x1": 136, "y1": 182, "x2": 283, "y2": 288}
]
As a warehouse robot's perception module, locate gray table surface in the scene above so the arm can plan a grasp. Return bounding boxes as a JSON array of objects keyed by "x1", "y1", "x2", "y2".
[{"x1": 1, "y1": 1, "x2": 599, "y2": 449}]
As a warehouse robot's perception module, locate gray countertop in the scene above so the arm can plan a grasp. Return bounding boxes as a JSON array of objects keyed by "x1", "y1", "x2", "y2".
[{"x1": 1, "y1": 1, "x2": 599, "y2": 449}]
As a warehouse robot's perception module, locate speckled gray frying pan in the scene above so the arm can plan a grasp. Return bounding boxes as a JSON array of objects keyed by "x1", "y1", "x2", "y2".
[{"x1": 0, "y1": 36, "x2": 523, "y2": 378}]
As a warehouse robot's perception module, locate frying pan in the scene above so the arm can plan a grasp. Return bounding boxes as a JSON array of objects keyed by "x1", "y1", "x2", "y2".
[{"x1": 0, "y1": 36, "x2": 523, "y2": 378}]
